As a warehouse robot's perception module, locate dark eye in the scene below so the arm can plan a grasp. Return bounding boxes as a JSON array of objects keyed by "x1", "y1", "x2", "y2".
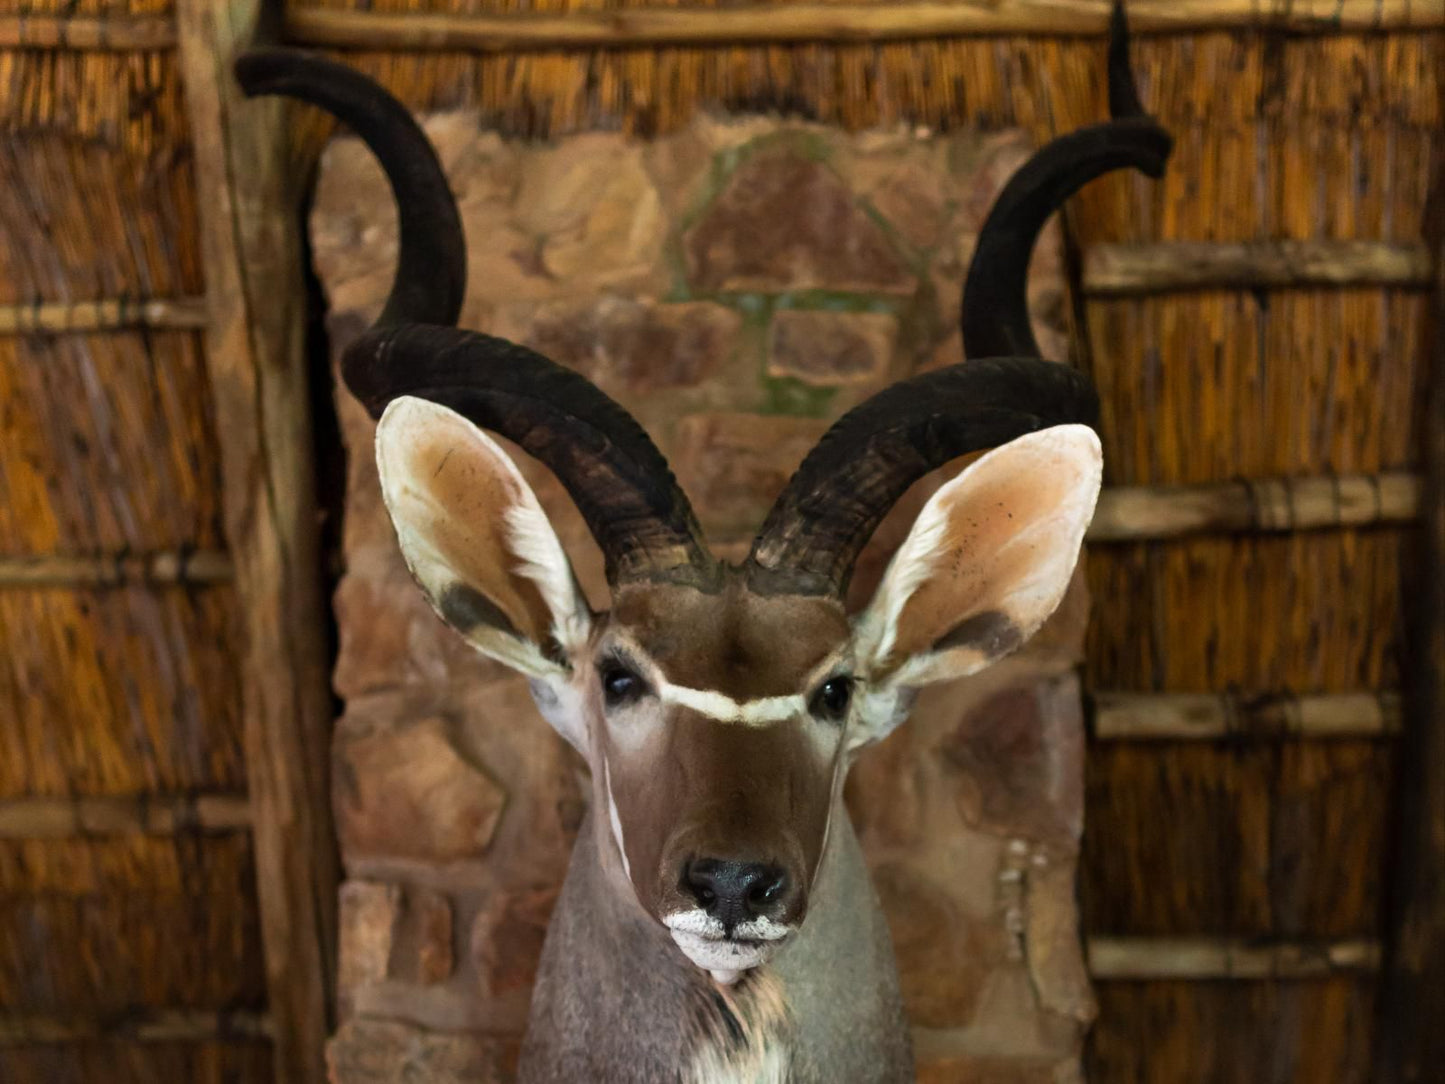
[
  {"x1": 809, "y1": 676, "x2": 853, "y2": 722},
  {"x1": 600, "y1": 662, "x2": 646, "y2": 708}
]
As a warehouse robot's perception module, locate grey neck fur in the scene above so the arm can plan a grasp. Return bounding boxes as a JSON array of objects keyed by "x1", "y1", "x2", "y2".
[{"x1": 518, "y1": 804, "x2": 913, "y2": 1082}]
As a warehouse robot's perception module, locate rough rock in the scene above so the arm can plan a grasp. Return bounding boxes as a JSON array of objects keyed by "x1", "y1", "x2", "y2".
[
  {"x1": 328, "y1": 1019, "x2": 519, "y2": 1083},
  {"x1": 334, "y1": 716, "x2": 507, "y2": 864},
  {"x1": 767, "y1": 309, "x2": 898, "y2": 386},
  {"x1": 684, "y1": 147, "x2": 913, "y2": 294}
]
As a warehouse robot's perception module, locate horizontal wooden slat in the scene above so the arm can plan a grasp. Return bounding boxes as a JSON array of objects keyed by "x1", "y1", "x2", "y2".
[
  {"x1": 0, "y1": 299, "x2": 208, "y2": 335},
  {"x1": 1092, "y1": 691, "x2": 1401, "y2": 740},
  {"x1": 0, "y1": 15, "x2": 176, "y2": 51},
  {"x1": 1084, "y1": 241, "x2": 1435, "y2": 295},
  {"x1": 284, "y1": 0, "x2": 1445, "y2": 52},
  {"x1": 0, "y1": 551, "x2": 232, "y2": 588},
  {"x1": 0, "y1": 794, "x2": 250, "y2": 839},
  {"x1": 1088, "y1": 472, "x2": 1419, "y2": 542},
  {"x1": 1088, "y1": 936, "x2": 1381, "y2": 980},
  {"x1": 0, "y1": 1009, "x2": 271, "y2": 1046}
]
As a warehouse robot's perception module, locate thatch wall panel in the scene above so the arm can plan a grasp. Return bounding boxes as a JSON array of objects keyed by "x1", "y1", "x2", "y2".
[
  {"x1": 1085, "y1": 291, "x2": 1425, "y2": 486},
  {"x1": 0, "y1": 133, "x2": 199, "y2": 300},
  {"x1": 1082, "y1": 741, "x2": 1392, "y2": 936},
  {"x1": 0, "y1": 333, "x2": 222, "y2": 553},
  {"x1": 0, "y1": 1042, "x2": 272, "y2": 1084},
  {"x1": 0, "y1": 836, "x2": 264, "y2": 1014},
  {"x1": 0, "y1": 53, "x2": 191, "y2": 172},
  {"x1": 1086, "y1": 532, "x2": 1404, "y2": 693},
  {"x1": 1090, "y1": 978, "x2": 1376, "y2": 1083},
  {"x1": 0, "y1": 587, "x2": 244, "y2": 798}
]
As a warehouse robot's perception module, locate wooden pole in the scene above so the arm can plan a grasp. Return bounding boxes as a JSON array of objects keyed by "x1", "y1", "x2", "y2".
[
  {"x1": 0, "y1": 551, "x2": 232, "y2": 588},
  {"x1": 0, "y1": 14, "x2": 175, "y2": 50},
  {"x1": 1088, "y1": 472, "x2": 1420, "y2": 541},
  {"x1": 1092, "y1": 690, "x2": 1401, "y2": 741},
  {"x1": 284, "y1": 0, "x2": 1445, "y2": 52},
  {"x1": 1375, "y1": 162, "x2": 1445, "y2": 1084},
  {"x1": 0, "y1": 1009, "x2": 271, "y2": 1045},
  {"x1": 0, "y1": 298, "x2": 209, "y2": 335},
  {"x1": 1087, "y1": 936, "x2": 1380, "y2": 980},
  {"x1": 0, "y1": 794, "x2": 251, "y2": 839},
  {"x1": 1084, "y1": 240, "x2": 1434, "y2": 296},
  {"x1": 176, "y1": 4, "x2": 337, "y2": 1082}
]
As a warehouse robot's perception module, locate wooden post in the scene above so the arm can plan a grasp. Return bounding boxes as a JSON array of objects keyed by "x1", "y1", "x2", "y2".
[
  {"x1": 176, "y1": 3, "x2": 337, "y2": 1082},
  {"x1": 1376, "y1": 177, "x2": 1445, "y2": 1082}
]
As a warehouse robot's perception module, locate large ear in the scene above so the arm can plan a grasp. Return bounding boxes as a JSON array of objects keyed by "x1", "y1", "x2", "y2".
[
  {"x1": 375, "y1": 396, "x2": 592, "y2": 680},
  {"x1": 854, "y1": 424, "x2": 1101, "y2": 693}
]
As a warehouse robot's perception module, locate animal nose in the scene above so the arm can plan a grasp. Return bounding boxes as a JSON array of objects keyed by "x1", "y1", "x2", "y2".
[{"x1": 682, "y1": 858, "x2": 789, "y2": 930}]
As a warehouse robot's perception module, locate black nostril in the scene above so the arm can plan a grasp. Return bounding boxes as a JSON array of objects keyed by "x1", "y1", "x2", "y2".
[{"x1": 682, "y1": 858, "x2": 790, "y2": 923}]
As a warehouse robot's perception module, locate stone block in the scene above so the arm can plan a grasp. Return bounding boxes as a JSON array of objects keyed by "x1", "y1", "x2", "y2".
[
  {"x1": 684, "y1": 147, "x2": 913, "y2": 294},
  {"x1": 491, "y1": 296, "x2": 739, "y2": 391},
  {"x1": 337, "y1": 880, "x2": 401, "y2": 1019},
  {"x1": 767, "y1": 309, "x2": 897, "y2": 386},
  {"x1": 328, "y1": 1020, "x2": 519, "y2": 1084},
  {"x1": 668, "y1": 413, "x2": 830, "y2": 536},
  {"x1": 390, "y1": 886, "x2": 455, "y2": 987},
  {"x1": 334, "y1": 716, "x2": 507, "y2": 864}
]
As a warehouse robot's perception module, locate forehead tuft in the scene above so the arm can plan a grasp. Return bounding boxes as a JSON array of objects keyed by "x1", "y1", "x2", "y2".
[{"x1": 608, "y1": 575, "x2": 848, "y2": 699}]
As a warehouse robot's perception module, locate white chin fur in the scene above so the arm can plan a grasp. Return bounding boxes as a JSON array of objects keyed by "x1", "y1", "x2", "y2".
[{"x1": 668, "y1": 929, "x2": 783, "y2": 974}]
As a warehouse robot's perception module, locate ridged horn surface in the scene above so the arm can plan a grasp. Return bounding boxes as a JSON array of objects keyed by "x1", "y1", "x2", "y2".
[{"x1": 745, "y1": 359, "x2": 1099, "y2": 598}]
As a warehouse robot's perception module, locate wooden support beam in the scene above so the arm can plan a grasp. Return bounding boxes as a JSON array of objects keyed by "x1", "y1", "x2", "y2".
[
  {"x1": 1087, "y1": 936, "x2": 1381, "y2": 980},
  {"x1": 284, "y1": 0, "x2": 1445, "y2": 53},
  {"x1": 1375, "y1": 166, "x2": 1445, "y2": 1083},
  {"x1": 0, "y1": 1009, "x2": 271, "y2": 1046},
  {"x1": 1087, "y1": 472, "x2": 1419, "y2": 542},
  {"x1": 1083, "y1": 240, "x2": 1435, "y2": 296},
  {"x1": 177, "y1": 4, "x2": 337, "y2": 1082},
  {"x1": 1092, "y1": 691, "x2": 1401, "y2": 741},
  {"x1": 0, "y1": 14, "x2": 176, "y2": 50},
  {"x1": 0, "y1": 794, "x2": 251, "y2": 839},
  {"x1": 0, "y1": 551, "x2": 232, "y2": 588},
  {"x1": 0, "y1": 298, "x2": 209, "y2": 335}
]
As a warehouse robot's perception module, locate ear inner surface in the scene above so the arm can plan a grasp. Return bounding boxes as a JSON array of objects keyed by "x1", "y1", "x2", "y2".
[
  {"x1": 859, "y1": 424, "x2": 1101, "y2": 686},
  {"x1": 376, "y1": 396, "x2": 590, "y2": 676}
]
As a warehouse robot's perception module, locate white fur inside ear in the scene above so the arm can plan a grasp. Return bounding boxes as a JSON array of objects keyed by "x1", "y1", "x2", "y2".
[
  {"x1": 504, "y1": 501, "x2": 591, "y2": 655},
  {"x1": 854, "y1": 424, "x2": 1102, "y2": 679},
  {"x1": 374, "y1": 396, "x2": 592, "y2": 676}
]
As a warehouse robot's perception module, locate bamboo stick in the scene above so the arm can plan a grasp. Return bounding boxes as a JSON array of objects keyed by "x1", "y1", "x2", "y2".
[
  {"x1": 1092, "y1": 691, "x2": 1401, "y2": 740},
  {"x1": 284, "y1": 0, "x2": 1445, "y2": 53},
  {"x1": 1087, "y1": 936, "x2": 1381, "y2": 980},
  {"x1": 0, "y1": 14, "x2": 176, "y2": 51},
  {"x1": 0, "y1": 1009, "x2": 271, "y2": 1045},
  {"x1": 0, "y1": 298, "x2": 208, "y2": 335},
  {"x1": 1084, "y1": 241, "x2": 1435, "y2": 296},
  {"x1": 1087, "y1": 472, "x2": 1420, "y2": 542},
  {"x1": 0, "y1": 551, "x2": 233, "y2": 588},
  {"x1": 178, "y1": 4, "x2": 338, "y2": 1081},
  {"x1": 0, "y1": 794, "x2": 251, "y2": 839}
]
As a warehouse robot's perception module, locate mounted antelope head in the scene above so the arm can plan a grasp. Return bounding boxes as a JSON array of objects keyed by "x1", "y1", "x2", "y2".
[{"x1": 240, "y1": 4, "x2": 1168, "y2": 1076}]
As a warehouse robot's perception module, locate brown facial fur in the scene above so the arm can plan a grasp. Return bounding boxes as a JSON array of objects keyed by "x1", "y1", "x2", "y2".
[{"x1": 596, "y1": 572, "x2": 851, "y2": 923}]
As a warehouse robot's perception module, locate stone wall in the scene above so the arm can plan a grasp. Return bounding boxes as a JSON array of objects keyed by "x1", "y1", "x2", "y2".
[{"x1": 310, "y1": 112, "x2": 1092, "y2": 1082}]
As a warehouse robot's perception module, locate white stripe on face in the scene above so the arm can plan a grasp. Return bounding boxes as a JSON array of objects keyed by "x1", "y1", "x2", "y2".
[{"x1": 655, "y1": 680, "x2": 806, "y2": 727}]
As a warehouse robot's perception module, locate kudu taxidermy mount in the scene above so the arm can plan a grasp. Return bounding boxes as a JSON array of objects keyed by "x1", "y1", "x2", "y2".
[{"x1": 238, "y1": 4, "x2": 1170, "y2": 1079}]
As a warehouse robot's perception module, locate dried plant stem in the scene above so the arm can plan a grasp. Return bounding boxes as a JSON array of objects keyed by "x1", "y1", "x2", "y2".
[
  {"x1": 0, "y1": 1009, "x2": 271, "y2": 1045},
  {"x1": 1084, "y1": 240, "x2": 1434, "y2": 295},
  {"x1": 0, "y1": 14, "x2": 175, "y2": 51},
  {"x1": 0, "y1": 793, "x2": 251, "y2": 839},
  {"x1": 1093, "y1": 690, "x2": 1401, "y2": 740},
  {"x1": 0, "y1": 551, "x2": 232, "y2": 588},
  {"x1": 1088, "y1": 472, "x2": 1419, "y2": 541},
  {"x1": 0, "y1": 298, "x2": 208, "y2": 334},
  {"x1": 1088, "y1": 936, "x2": 1381, "y2": 980},
  {"x1": 285, "y1": 0, "x2": 1445, "y2": 53}
]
